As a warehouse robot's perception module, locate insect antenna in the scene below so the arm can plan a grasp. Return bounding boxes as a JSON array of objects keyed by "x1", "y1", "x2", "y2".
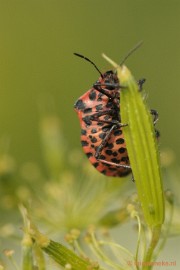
[
  {"x1": 74, "y1": 53, "x2": 103, "y2": 78},
  {"x1": 120, "y1": 40, "x2": 143, "y2": 66}
]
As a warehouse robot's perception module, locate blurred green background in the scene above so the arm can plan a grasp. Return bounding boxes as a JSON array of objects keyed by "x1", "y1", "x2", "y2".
[{"x1": 0, "y1": 0, "x2": 180, "y2": 166}]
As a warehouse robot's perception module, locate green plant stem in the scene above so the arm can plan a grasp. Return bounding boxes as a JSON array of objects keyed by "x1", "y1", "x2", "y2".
[
  {"x1": 42, "y1": 240, "x2": 95, "y2": 270},
  {"x1": 142, "y1": 226, "x2": 161, "y2": 270}
]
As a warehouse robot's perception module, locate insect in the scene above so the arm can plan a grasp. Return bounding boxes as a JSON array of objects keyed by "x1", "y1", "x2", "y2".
[{"x1": 74, "y1": 53, "x2": 159, "y2": 177}]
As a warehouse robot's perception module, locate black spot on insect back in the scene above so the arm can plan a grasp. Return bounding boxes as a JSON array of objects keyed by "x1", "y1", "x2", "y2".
[
  {"x1": 91, "y1": 128, "x2": 97, "y2": 133},
  {"x1": 74, "y1": 99, "x2": 86, "y2": 110},
  {"x1": 96, "y1": 104, "x2": 103, "y2": 111},
  {"x1": 99, "y1": 132, "x2": 106, "y2": 139},
  {"x1": 118, "y1": 147, "x2": 126, "y2": 153},
  {"x1": 84, "y1": 108, "x2": 92, "y2": 114},
  {"x1": 111, "y1": 158, "x2": 120, "y2": 163},
  {"x1": 90, "y1": 137, "x2": 97, "y2": 143},
  {"x1": 99, "y1": 155, "x2": 106, "y2": 160},
  {"x1": 83, "y1": 116, "x2": 92, "y2": 126},
  {"x1": 86, "y1": 152, "x2": 93, "y2": 158},
  {"x1": 121, "y1": 156, "x2": 129, "y2": 162},
  {"x1": 81, "y1": 129, "x2": 87, "y2": 135},
  {"x1": 106, "y1": 142, "x2": 114, "y2": 149},
  {"x1": 105, "y1": 149, "x2": 113, "y2": 155},
  {"x1": 116, "y1": 138, "x2": 124, "y2": 144},
  {"x1": 114, "y1": 129, "x2": 122, "y2": 136},
  {"x1": 81, "y1": 140, "x2": 89, "y2": 146},
  {"x1": 89, "y1": 90, "x2": 96, "y2": 101}
]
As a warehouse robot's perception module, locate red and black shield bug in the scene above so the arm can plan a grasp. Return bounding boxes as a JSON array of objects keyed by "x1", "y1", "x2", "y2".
[{"x1": 74, "y1": 52, "x2": 159, "y2": 177}]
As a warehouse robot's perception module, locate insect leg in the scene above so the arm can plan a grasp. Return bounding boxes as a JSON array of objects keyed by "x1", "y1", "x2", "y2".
[
  {"x1": 137, "y1": 78, "x2": 146, "y2": 91},
  {"x1": 94, "y1": 82, "x2": 119, "y2": 89},
  {"x1": 155, "y1": 129, "x2": 160, "y2": 139},
  {"x1": 150, "y1": 110, "x2": 160, "y2": 139},
  {"x1": 93, "y1": 84, "x2": 113, "y2": 98},
  {"x1": 97, "y1": 158, "x2": 131, "y2": 169},
  {"x1": 150, "y1": 109, "x2": 159, "y2": 124},
  {"x1": 95, "y1": 125, "x2": 131, "y2": 169},
  {"x1": 94, "y1": 77, "x2": 146, "y2": 93},
  {"x1": 94, "y1": 79, "x2": 145, "y2": 97},
  {"x1": 95, "y1": 125, "x2": 116, "y2": 159},
  {"x1": 93, "y1": 82, "x2": 127, "y2": 98}
]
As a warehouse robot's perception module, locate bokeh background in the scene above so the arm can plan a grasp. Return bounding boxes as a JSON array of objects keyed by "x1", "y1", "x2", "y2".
[{"x1": 0, "y1": 0, "x2": 180, "y2": 268}]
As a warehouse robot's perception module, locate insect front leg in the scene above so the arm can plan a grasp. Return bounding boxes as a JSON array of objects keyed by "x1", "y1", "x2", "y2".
[
  {"x1": 94, "y1": 78, "x2": 146, "y2": 96},
  {"x1": 93, "y1": 82, "x2": 127, "y2": 97},
  {"x1": 137, "y1": 78, "x2": 146, "y2": 91},
  {"x1": 150, "y1": 109, "x2": 158, "y2": 125},
  {"x1": 93, "y1": 83, "x2": 113, "y2": 98}
]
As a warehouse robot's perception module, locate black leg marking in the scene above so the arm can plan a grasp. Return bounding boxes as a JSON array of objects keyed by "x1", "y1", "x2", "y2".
[
  {"x1": 150, "y1": 109, "x2": 158, "y2": 125},
  {"x1": 155, "y1": 129, "x2": 160, "y2": 139},
  {"x1": 94, "y1": 82, "x2": 119, "y2": 88},
  {"x1": 93, "y1": 82, "x2": 127, "y2": 98},
  {"x1": 95, "y1": 125, "x2": 116, "y2": 158},
  {"x1": 93, "y1": 83, "x2": 113, "y2": 98},
  {"x1": 138, "y1": 78, "x2": 146, "y2": 91}
]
